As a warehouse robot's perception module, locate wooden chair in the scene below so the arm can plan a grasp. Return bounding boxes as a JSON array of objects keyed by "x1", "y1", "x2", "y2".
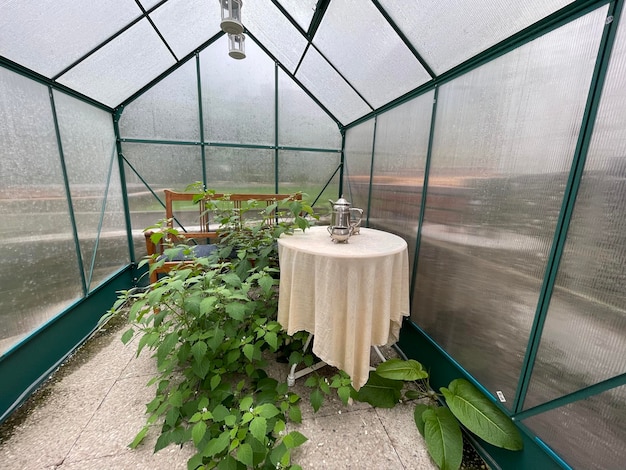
[{"x1": 144, "y1": 190, "x2": 302, "y2": 283}]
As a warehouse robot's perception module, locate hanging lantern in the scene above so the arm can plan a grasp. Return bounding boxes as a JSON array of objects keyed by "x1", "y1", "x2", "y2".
[
  {"x1": 228, "y1": 33, "x2": 246, "y2": 59},
  {"x1": 219, "y1": 0, "x2": 244, "y2": 35}
]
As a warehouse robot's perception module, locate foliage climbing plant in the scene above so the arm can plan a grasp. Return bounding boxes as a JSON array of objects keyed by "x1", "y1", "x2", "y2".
[{"x1": 101, "y1": 190, "x2": 317, "y2": 470}]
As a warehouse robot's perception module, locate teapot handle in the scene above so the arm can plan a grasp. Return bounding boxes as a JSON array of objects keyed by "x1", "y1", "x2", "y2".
[{"x1": 350, "y1": 208, "x2": 363, "y2": 222}]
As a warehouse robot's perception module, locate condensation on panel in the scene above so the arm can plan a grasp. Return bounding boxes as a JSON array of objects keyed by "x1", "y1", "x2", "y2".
[
  {"x1": 122, "y1": 143, "x2": 203, "y2": 258},
  {"x1": 205, "y1": 147, "x2": 275, "y2": 193},
  {"x1": 244, "y1": 0, "x2": 308, "y2": 73},
  {"x1": 523, "y1": 385, "x2": 626, "y2": 470},
  {"x1": 200, "y1": 36, "x2": 275, "y2": 145},
  {"x1": 410, "y1": 9, "x2": 606, "y2": 408},
  {"x1": 378, "y1": 0, "x2": 573, "y2": 75},
  {"x1": 0, "y1": 68, "x2": 82, "y2": 354},
  {"x1": 314, "y1": 0, "x2": 430, "y2": 109},
  {"x1": 278, "y1": 150, "x2": 341, "y2": 223},
  {"x1": 297, "y1": 47, "x2": 371, "y2": 126},
  {"x1": 277, "y1": 70, "x2": 341, "y2": 150},
  {"x1": 369, "y1": 91, "x2": 434, "y2": 264},
  {"x1": 0, "y1": 0, "x2": 141, "y2": 78},
  {"x1": 343, "y1": 120, "x2": 375, "y2": 218},
  {"x1": 278, "y1": 0, "x2": 317, "y2": 31},
  {"x1": 54, "y1": 90, "x2": 129, "y2": 292},
  {"x1": 524, "y1": 15, "x2": 626, "y2": 410},
  {"x1": 119, "y1": 59, "x2": 199, "y2": 141},
  {"x1": 150, "y1": 0, "x2": 221, "y2": 59},
  {"x1": 57, "y1": 19, "x2": 176, "y2": 107}
]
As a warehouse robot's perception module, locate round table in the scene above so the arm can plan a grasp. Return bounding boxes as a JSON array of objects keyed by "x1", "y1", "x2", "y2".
[{"x1": 277, "y1": 225, "x2": 410, "y2": 390}]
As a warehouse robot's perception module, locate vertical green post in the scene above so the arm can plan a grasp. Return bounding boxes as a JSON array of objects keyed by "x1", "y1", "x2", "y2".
[
  {"x1": 410, "y1": 86, "x2": 439, "y2": 300},
  {"x1": 338, "y1": 128, "x2": 346, "y2": 197},
  {"x1": 274, "y1": 62, "x2": 279, "y2": 193},
  {"x1": 112, "y1": 107, "x2": 136, "y2": 266},
  {"x1": 196, "y1": 53, "x2": 207, "y2": 189},
  {"x1": 365, "y1": 115, "x2": 377, "y2": 226}
]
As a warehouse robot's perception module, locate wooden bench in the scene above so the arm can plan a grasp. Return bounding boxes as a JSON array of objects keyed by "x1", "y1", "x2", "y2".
[{"x1": 144, "y1": 189, "x2": 302, "y2": 283}]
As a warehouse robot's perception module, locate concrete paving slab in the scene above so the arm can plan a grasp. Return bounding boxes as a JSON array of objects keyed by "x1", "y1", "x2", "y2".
[{"x1": 289, "y1": 407, "x2": 405, "y2": 469}]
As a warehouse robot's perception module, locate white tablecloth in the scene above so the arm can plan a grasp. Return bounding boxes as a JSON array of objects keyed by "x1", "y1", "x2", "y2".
[{"x1": 277, "y1": 226, "x2": 410, "y2": 390}]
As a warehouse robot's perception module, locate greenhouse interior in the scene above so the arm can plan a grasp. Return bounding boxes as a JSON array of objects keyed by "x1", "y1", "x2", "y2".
[{"x1": 1, "y1": 0, "x2": 625, "y2": 469}]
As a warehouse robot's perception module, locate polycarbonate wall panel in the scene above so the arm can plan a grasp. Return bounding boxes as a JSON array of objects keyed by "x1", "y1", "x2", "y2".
[
  {"x1": 0, "y1": 0, "x2": 142, "y2": 78},
  {"x1": 205, "y1": 148, "x2": 275, "y2": 193},
  {"x1": 57, "y1": 19, "x2": 176, "y2": 107},
  {"x1": 278, "y1": 150, "x2": 341, "y2": 221},
  {"x1": 411, "y1": 9, "x2": 606, "y2": 408},
  {"x1": 54, "y1": 91, "x2": 129, "y2": 291},
  {"x1": 119, "y1": 59, "x2": 200, "y2": 141},
  {"x1": 277, "y1": 70, "x2": 341, "y2": 149},
  {"x1": 122, "y1": 143, "x2": 202, "y2": 257},
  {"x1": 314, "y1": 0, "x2": 430, "y2": 109},
  {"x1": 0, "y1": 69, "x2": 82, "y2": 354},
  {"x1": 524, "y1": 13, "x2": 626, "y2": 411},
  {"x1": 523, "y1": 386, "x2": 626, "y2": 470},
  {"x1": 379, "y1": 0, "x2": 573, "y2": 74},
  {"x1": 297, "y1": 47, "x2": 371, "y2": 125},
  {"x1": 343, "y1": 120, "x2": 375, "y2": 218},
  {"x1": 369, "y1": 91, "x2": 434, "y2": 264},
  {"x1": 245, "y1": 0, "x2": 308, "y2": 73},
  {"x1": 201, "y1": 37, "x2": 275, "y2": 145},
  {"x1": 150, "y1": 0, "x2": 221, "y2": 59},
  {"x1": 278, "y1": 0, "x2": 317, "y2": 31}
]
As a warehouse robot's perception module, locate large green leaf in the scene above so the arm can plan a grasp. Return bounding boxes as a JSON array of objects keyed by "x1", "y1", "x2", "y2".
[
  {"x1": 282, "y1": 431, "x2": 308, "y2": 449},
  {"x1": 413, "y1": 403, "x2": 432, "y2": 437},
  {"x1": 249, "y1": 416, "x2": 267, "y2": 443},
  {"x1": 441, "y1": 379, "x2": 523, "y2": 451},
  {"x1": 203, "y1": 430, "x2": 231, "y2": 457},
  {"x1": 422, "y1": 407, "x2": 463, "y2": 470},
  {"x1": 352, "y1": 372, "x2": 403, "y2": 408},
  {"x1": 192, "y1": 421, "x2": 207, "y2": 446},
  {"x1": 236, "y1": 442, "x2": 254, "y2": 467},
  {"x1": 191, "y1": 341, "x2": 207, "y2": 363},
  {"x1": 375, "y1": 358, "x2": 429, "y2": 381}
]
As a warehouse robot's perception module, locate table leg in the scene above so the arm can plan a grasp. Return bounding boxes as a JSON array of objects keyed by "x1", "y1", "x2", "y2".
[{"x1": 287, "y1": 333, "x2": 327, "y2": 386}]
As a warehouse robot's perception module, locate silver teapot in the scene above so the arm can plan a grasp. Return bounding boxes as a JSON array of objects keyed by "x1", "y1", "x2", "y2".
[{"x1": 327, "y1": 195, "x2": 363, "y2": 243}]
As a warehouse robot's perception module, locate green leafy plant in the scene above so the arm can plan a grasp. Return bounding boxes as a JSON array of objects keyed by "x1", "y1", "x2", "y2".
[
  {"x1": 101, "y1": 190, "x2": 317, "y2": 470},
  {"x1": 354, "y1": 358, "x2": 523, "y2": 470}
]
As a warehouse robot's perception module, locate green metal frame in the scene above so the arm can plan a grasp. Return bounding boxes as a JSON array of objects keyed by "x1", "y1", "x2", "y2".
[{"x1": 0, "y1": 267, "x2": 134, "y2": 424}]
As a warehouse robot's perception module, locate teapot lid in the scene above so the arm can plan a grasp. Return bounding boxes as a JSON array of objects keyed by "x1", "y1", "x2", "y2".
[{"x1": 334, "y1": 195, "x2": 351, "y2": 206}]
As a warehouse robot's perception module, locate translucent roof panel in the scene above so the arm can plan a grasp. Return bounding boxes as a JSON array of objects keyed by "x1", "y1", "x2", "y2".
[
  {"x1": 278, "y1": 0, "x2": 318, "y2": 31},
  {"x1": 57, "y1": 19, "x2": 176, "y2": 107},
  {"x1": 313, "y1": 0, "x2": 431, "y2": 109},
  {"x1": 138, "y1": 0, "x2": 162, "y2": 10},
  {"x1": 150, "y1": 0, "x2": 222, "y2": 59},
  {"x1": 0, "y1": 0, "x2": 142, "y2": 78},
  {"x1": 297, "y1": 47, "x2": 371, "y2": 125},
  {"x1": 379, "y1": 0, "x2": 575, "y2": 74},
  {"x1": 244, "y1": 0, "x2": 308, "y2": 73}
]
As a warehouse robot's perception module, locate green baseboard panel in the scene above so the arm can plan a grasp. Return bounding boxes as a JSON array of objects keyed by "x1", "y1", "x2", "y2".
[
  {"x1": 0, "y1": 267, "x2": 135, "y2": 424},
  {"x1": 397, "y1": 320, "x2": 570, "y2": 470}
]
